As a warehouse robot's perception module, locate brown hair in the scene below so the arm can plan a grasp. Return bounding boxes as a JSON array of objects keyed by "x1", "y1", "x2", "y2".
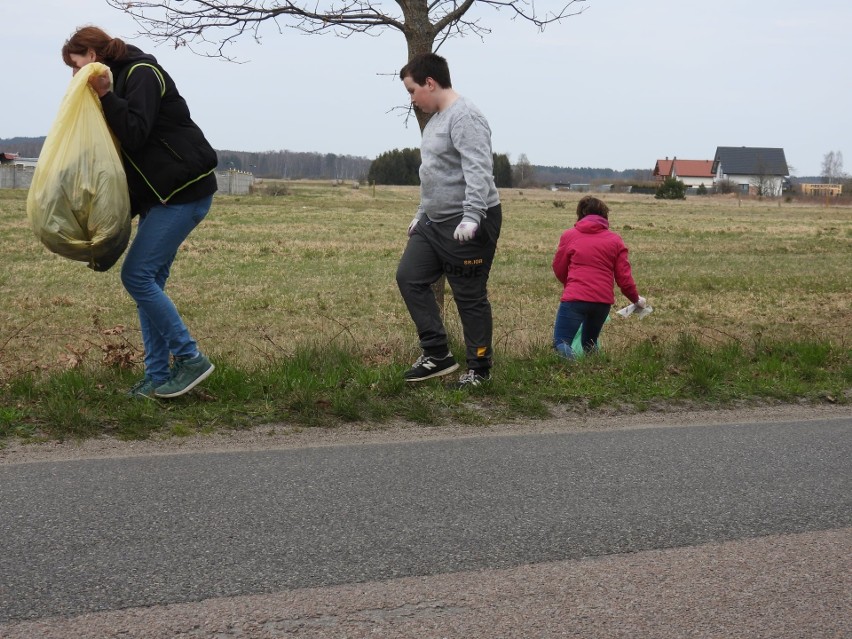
[
  {"x1": 576, "y1": 195, "x2": 610, "y2": 221},
  {"x1": 399, "y1": 52, "x2": 452, "y2": 88},
  {"x1": 62, "y1": 26, "x2": 128, "y2": 68}
]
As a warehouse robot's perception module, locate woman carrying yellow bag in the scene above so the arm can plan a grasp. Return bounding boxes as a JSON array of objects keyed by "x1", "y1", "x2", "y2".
[{"x1": 62, "y1": 26, "x2": 218, "y2": 399}]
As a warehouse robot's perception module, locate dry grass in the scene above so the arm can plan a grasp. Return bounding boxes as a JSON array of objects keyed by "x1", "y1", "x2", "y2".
[{"x1": 1, "y1": 183, "x2": 850, "y2": 381}]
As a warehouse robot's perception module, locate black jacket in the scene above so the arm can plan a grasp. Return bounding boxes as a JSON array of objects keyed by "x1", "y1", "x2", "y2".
[{"x1": 100, "y1": 46, "x2": 217, "y2": 216}]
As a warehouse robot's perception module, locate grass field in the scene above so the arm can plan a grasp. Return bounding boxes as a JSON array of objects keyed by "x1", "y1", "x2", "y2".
[{"x1": 0, "y1": 183, "x2": 849, "y2": 440}]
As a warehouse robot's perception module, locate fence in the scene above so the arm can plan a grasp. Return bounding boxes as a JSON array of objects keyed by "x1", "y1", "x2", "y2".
[
  {"x1": 2, "y1": 166, "x2": 258, "y2": 196},
  {"x1": 800, "y1": 183, "x2": 842, "y2": 197},
  {"x1": 216, "y1": 169, "x2": 255, "y2": 195},
  {"x1": 0, "y1": 165, "x2": 35, "y2": 189}
]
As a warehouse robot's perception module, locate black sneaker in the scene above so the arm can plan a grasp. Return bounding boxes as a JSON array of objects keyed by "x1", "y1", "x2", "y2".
[
  {"x1": 456, "y1": 369, "x2": 490, "y2": 388},
  {"x1": 404, "y1": 353, "x2": 459, "y2": 382}
]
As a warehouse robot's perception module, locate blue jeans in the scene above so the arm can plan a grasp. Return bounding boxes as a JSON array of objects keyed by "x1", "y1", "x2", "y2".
[
  {"x1": 553, "y1": 301, "x2": 611, "y2": 359},
  {"x1": 120, "y1": 195, "x2": 212, "y2": 381}
]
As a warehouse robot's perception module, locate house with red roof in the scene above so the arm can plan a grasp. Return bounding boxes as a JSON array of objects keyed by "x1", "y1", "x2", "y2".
[
  {"x1": 653, "y1": 156, "x2": 715, "y2": 188},
  {"x1": 653, "y1": 158, "x2": 673, "y2": 183}
]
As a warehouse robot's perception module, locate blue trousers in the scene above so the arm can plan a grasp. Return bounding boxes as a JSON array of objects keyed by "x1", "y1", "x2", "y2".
[
  {"x1": 120, "y1": 195, "x2": 212, "y2": 381},
  {"x1": 553, "y1": 300, "x2": 611, "y2": 359}
]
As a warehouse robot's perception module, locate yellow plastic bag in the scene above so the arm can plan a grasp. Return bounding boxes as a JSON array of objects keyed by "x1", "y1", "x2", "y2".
[{"x1": 26, "y1": 62, "x2": 131, "y2": 271}]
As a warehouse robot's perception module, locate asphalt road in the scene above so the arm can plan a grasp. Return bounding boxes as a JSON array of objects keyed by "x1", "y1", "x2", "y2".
[{"x1": 1, "y1": 416, "x2": 849, "y2": 627}]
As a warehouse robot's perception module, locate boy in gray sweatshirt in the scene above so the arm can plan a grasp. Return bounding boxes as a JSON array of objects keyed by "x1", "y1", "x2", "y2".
[{"x1": 396, "y1": 53, "x2": 502, "y2": 387}]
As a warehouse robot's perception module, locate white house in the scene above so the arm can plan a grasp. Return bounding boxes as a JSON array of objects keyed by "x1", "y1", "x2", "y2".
[{"x1": 712, "y1": 147, "x2": 789, "y2": 196}]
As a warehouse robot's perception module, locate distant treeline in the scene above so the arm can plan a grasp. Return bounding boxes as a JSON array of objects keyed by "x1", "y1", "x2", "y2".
[
  {"x1": 534, "y1": 165, "x2": 654, "y2": 185},
  {"x1": 0, "y1": 135, "x2": 643, "y2": 184},
  {"x1": 0, "y1": 137, "x2": 372, "y2": 181},
  {"x1": 1, "y1": 137, "x2": 828, "y2": 185},
  {"x1": 216, "y1": 149, "x2": 372, "y2": 180},
  {"x1": 1, "y1": 137, "x2": 43, "y2": 158}
]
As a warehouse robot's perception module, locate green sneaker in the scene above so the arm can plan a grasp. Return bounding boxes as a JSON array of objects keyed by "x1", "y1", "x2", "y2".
[
  {"x1": 125, "y1": 378, "x2": 162, "y2": 399},
  {"x1": 154, "y1": 353, "x2": 215, "y2": 398}
]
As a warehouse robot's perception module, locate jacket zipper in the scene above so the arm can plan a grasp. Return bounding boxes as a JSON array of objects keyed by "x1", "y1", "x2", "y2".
[{"x1": 159, "y1": 138, "x2": 184, "y2": 161}]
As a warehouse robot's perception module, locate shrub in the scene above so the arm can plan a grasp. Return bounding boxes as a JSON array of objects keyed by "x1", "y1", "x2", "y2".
[
  {"x1": 655, "y1": 177, "x2": 686, "y2": 200},
  {"x1": 252, "y1": 181, "x2": 290, "y2": 196},
  {"x1": 714, "y1": 178, "x2": 736, "y2": 194}
]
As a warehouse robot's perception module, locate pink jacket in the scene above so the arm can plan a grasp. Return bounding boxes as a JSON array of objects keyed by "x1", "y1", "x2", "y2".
[{"x1": 552, "y1": 215, "x2": 639, "y2": 304}]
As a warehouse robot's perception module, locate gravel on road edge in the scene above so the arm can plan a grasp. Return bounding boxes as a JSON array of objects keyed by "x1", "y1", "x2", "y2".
[
  {"x1": 2, "y1": 402, "x2": 849, "y2": 465},
  {"x1": 2, "y1": 528, "x2": 849, "y2": 638}
]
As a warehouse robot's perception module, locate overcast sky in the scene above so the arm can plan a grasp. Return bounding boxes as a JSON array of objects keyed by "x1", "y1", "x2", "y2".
[{"x1": 4, "y1": 0, "x2": 850, "y2": 176}]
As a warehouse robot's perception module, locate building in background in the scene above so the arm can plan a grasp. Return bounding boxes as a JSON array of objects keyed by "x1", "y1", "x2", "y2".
[
  {"x1": 712, "y1": 147, "x2": 789, "y2": 196},
  {"x1": 0, "y1": 152, "x2": 37, "y2": 189},
  {"x1": 653, "y1": 157, "x2": 714, "y2": 189}
]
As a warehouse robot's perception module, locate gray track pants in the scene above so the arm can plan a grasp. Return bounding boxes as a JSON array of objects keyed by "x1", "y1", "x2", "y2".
[{"x1": 396, "y1": 205, "x2": 502, "y2": 372}]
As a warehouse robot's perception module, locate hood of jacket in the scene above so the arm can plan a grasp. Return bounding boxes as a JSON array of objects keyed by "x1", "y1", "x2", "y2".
[
  {"x1": 575, "y1": 214, "x2": 610, "y2": 233},
  {"x1": 106, "y1": 45, "x2": 158, "y2": 77}
]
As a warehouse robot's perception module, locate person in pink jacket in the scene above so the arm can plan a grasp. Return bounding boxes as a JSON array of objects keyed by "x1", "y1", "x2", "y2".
[{"x1": 552, "y1": 196, "x2": 646, "y2": 359}]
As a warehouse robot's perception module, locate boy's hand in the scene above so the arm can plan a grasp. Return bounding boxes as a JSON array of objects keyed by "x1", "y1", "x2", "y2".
[
  {"x1": 453, "y1": 220, "x2": 478, "y2": 243},
  {"x1": 407, "y1": 217, "x2": 419, "y2": 236},
  {"x1": 636, "y1": 296, "x2": 647, "y2": 308}
]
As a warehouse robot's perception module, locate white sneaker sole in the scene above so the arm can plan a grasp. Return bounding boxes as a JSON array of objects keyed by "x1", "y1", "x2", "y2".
[{"x1": 405, "y1": 362, "x2": 460, "y2": 382}]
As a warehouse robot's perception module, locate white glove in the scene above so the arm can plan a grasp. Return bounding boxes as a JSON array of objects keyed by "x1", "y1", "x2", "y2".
[
  {"x1": 636, "y1": 296, "x2": 647, "y2": 309},
  {"x1": 453, "y1": 220, "x2": 479, "y2": 243},
  {"x1": 407, "y1": 217, "x2": 420, "y2": 236}
]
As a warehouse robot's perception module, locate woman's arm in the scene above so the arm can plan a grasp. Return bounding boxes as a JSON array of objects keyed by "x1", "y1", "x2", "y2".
[
  {"x1": 96, "y1": 66, "x2": 163, "y2": 151},
  {"x1": 613, "y1": 242, "x2": 639, "y2": 303},
  {"x1": 552, "y1": 234, "x2": 571, "y2": 284}
]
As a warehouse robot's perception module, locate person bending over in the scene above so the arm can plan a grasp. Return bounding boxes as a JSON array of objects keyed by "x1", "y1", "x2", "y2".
[{"x1": 63, "y1": 26, "x2": 217, "y2": 398}]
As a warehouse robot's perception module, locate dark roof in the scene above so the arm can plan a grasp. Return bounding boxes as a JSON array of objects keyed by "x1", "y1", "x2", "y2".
[{"x1": 712, "y1": 147, "x2": 788, "y2": 176}]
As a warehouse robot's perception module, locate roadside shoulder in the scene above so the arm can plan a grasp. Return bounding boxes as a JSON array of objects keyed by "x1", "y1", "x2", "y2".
[{"x1": 1, "y1": 403, "x2": 849, "y2": 466}]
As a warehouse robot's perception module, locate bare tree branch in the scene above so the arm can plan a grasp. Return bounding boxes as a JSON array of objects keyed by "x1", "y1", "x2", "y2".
[{"x1": 106, "y1": 0, "x2": 586, "y2": 59}]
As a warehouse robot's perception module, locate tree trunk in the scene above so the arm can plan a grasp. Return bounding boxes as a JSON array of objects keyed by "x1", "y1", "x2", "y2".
[{"x1": 401, "y1": 3, "x2": 445, "y2": 310}]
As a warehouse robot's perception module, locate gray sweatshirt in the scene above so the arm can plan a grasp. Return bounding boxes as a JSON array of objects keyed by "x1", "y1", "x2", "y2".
[{"x1": 416, "y1": 95, "x2": 500, "y2": 224}]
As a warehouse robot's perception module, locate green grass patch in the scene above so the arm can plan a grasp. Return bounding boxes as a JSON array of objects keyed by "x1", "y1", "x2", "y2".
[
  {"x1": 0, "y1": 338, "x2": 847, "y2": 442},
  {"x1": 1, "y1": 184, "x2": 849, "y2": 442}
]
